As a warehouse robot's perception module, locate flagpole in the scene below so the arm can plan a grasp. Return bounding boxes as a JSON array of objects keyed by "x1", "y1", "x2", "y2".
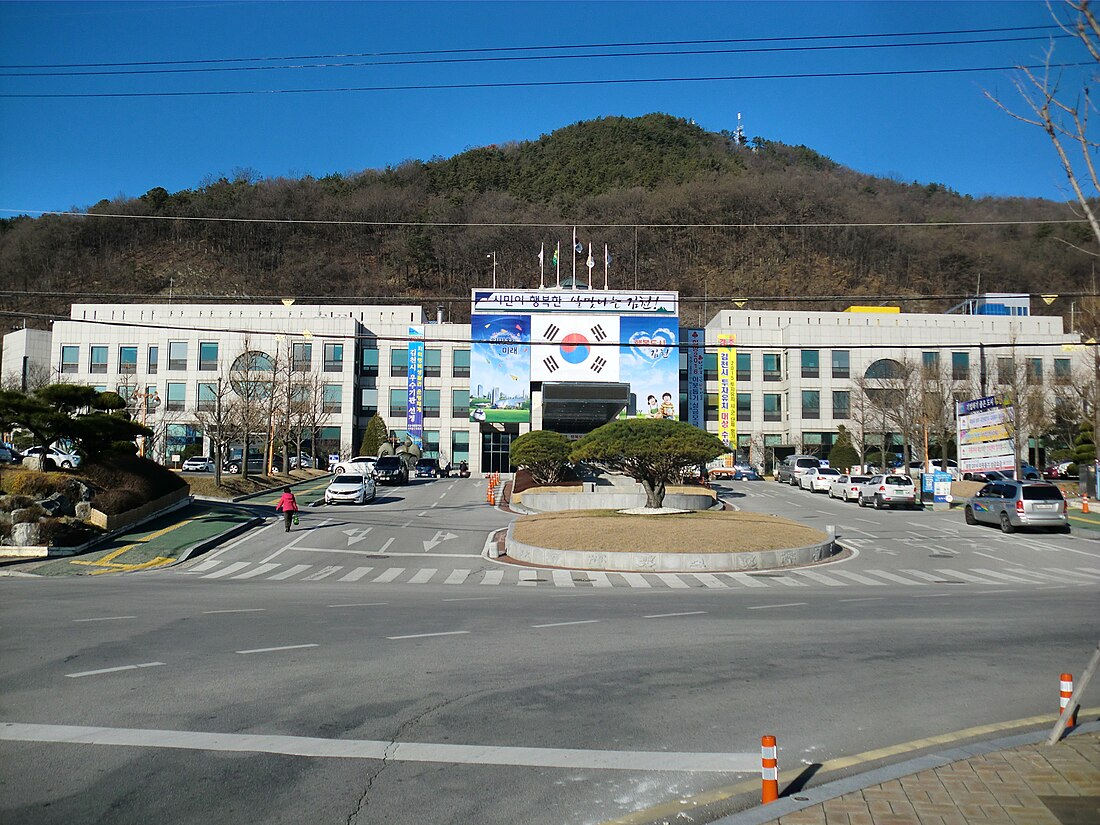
[
  {"x1": 604, "y1": 243, "x2": 609, "y2": 291},
  {"x1": 571, "y1": 227, "x2": 577, "y2": 290},
  {"x1": 555, "y1": 241, "x2": 561, "y2": 288},
  {"x1": 538, "y1": 243, "x2": 545, "y2": 290}
]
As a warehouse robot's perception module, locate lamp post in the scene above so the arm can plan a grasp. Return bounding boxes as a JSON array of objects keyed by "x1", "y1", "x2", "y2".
[
  {"x1": 130, "y1": 388, "x2": 160, "y2": 458},
  {"x1": 486, "y1": 251, "x2": 498, "y2": 289}
]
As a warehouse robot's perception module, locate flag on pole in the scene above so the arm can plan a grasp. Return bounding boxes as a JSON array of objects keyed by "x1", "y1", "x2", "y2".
[
  {"x1": 586, "y1": 243, "x2": 595, "y2": 274},
  {"x1": 572, "y1": 227, "x2": 577, "y2": 289},
  {"x1": 554, "y1": 241, "x2": 560, "y2": 288},
  {"x1": 603, "y1": 243, "x2": 611, "y2": 291},
  {"x1": 538, "y1": 243, "x2": 545, "y2": 289}
]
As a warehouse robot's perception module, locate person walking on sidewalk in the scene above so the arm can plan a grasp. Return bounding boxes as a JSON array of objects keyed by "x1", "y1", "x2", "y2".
[{"x1": 276, "y1": 486, "x2": 299, "y2": 532}]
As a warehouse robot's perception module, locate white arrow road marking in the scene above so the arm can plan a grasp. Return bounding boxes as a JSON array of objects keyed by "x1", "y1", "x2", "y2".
[
  {"x1": 0, "y1": 722, "x2": 758, "y2": 772},
  {"x1": 423, "y1": 530, "x2": 458, "y2": 552},
  {"x1": 343, "y1": 527, "x2": 374, "y2": 546}
]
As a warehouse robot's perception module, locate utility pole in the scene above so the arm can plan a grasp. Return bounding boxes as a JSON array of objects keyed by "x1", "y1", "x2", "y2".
[{"x1": 486, "y1": 252, "x2": 498, "y2": 289}]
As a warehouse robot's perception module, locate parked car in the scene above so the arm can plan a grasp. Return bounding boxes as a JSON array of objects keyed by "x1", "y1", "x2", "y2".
[
  {"x1": 181, "y1": 456, "x2": 213, "y2": 472},
  {"x1": 324, "y1": 473, "x2": 377, "y2": 505},
  {"x1": 333, "y1": 456, "x2": 377, "y2": 476},
  {"x1": 373, "y1": 455, "x2": 408, "y2": 485},
  {"x1": 1043, "y1": 461, "x2": 1075, "y2": 480},
  {"x1": 906, "y1": 459, "x2": 959, "y2": 479},
  {"x1": 455, "y1": 461, "x2": 471, "y2": 478},
  {"x1": 224, "y1": 456, "x2": 282, "y2": 475},
  {"x1": 857, "y1": 474, "x2": 917, "y2": 509},
  {"x1": 829, "y1": 474, "x2": 872, "y2": 502},
  {"x1": 800, "y1": 466, "x2": 841, "y2": 492},
  {"x1": 0, "y1": 446, "x2": 22, "y2": 464},
  {"x1": 288, "y1": 454, "x2": 314, "y2": 470},
  {"x1": 415, "y1": 458, "x2": 442, "y2": 478},
  {"x1": 962, "y1": 469, "x2": 1011, "y2": 483},
  {"x1": 22, "y1": 445, "x2": 81, "y2": 469},
  {"x1": 733, "y1": 466, "x2": 763, "y2": 481},
  {"x1": 776, "y1": 455, "x2": 820, "y2": 485},
  {"x1": 964, "y1": 480, "x2": 1068, "y2": 533}
]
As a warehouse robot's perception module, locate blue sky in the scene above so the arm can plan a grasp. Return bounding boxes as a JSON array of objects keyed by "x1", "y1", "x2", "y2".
[{"x1": 0, "y1": 1, "x2": 1090, "y2": 214}]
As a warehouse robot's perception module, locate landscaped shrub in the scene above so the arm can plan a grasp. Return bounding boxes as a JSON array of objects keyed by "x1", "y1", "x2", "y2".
[
  {"x1": 4, "y1": 470, "x2": 72, "y2": 498},
  {"x1": 0, "y1": 495, "x2": 37, "y2": 513},
  {"x1": 90, "y1": 489, "x2": 145, "y2": 516},
  {"x1": 82, "y1": 454, "x2": 187, "y2": 515},
  {"x1": 38, "y1": 516, "x2": 101, "y2": 547}
]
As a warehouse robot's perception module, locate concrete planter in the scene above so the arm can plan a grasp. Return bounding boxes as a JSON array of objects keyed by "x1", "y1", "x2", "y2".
[
  {"x1": 504, "y1": 523, "x2": 837, "y2": 573},
  {"x1": 519, "y1": 489, "x2": 716, "y2": 513},
  {"x1": 88, "y1": 487, "x2": 191, "y2": 532}
]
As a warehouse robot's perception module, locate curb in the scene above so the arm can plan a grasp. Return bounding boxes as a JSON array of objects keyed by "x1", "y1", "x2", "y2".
[
  {"x1": 172, "y1": 515, "x2": 264, "y2": 565},
  {"x1": 229, "y1": 474, "x2": 331, "y2": 503},
  {"x1": 709, "y1": 719, "x2": 1100, "y2": 825}
]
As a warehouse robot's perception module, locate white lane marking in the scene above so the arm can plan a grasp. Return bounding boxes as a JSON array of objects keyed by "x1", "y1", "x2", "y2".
[
  {"x1": 430, "y1": 502, "x2": 438, "y2": 508},
  {"x1": 518, "y1": 570, "x2": 540, "y2": 586},
  {"x1": 551, "y1": 570, "x2": 575, "y2": 588},
  {"x1": 209, "y1": 520, "x2": 276, "y2": 559},
  {"x1": 854, "y1": 517, "x2": 878, "y2": 524},
  {"x1": 187, "y1": 560, "x2": 222, "y2": 573},
  {"x1": 770, "y1": 576, "x2": 808, "y2": 587},
  {"x1": 584, "y1": 571, "x2": 612, "y2": 588},
  {"x1": 746, "y1": 602, "x2": 807, "y2": 610},
  {"x1": 934, "y1": 569, "x2": 997, "y2": 584},
  {"x1": 791, "y1": 571, "x2": 845, "y2": 587},
  {"x1": 1007, "y1": 567, "x2": 1080, "y2": 584},
  {"x1": 328, "y1": 602, "x2": 388, "y2": 608},
  {"x1": 863, "y1": 570, "x2": 925, "y2": 586},
  {"x1": 372, "y1": 568, "x2": 405, "y2": 584},
  {"x1": 401, "y1": 521, "x2": 412, "y2": 529},
  {"x1": 969, "y1": 568, "x2": 1034, "y2": 584},
  {"x1": 236, "y1": 644, "x2": 318, "y2": 655},
  {"x1": 66, "y1": 662, "x2": 165, "y2": 678},
  {"x1": 438, "y1": 490, "x2": 448, "y2": 499},
  {"x1": 0, "y1": 721, "x2": 759, "y2": 772},
  {"x1": 972, "y1": 551, "x2": 1003, "y2": 562},
  {"x1": 233, "y1": 563, "x2": 281, "y2": 579},
  {"x1": 838, "y1": 597, "x2": 885, "y2": 603},
  {"x1": 722, "y1": 573, "x2": 769, "y2": 588},
  {"x1": 269, "y1": 564, "x2": 312, "y2": 581},
  {"x1": 260, "y1": 523, "x2": 320, "y2": 565},
  {"x1": 387, "y1": 631, "x2": 470, "y2": 640},
  {"x1": 481, "y1": 570, "x2": 504, "y2": 585},
  {"x1": 656, "y1": 573, "x2": 691, "y2": 589},
  {"x1": 1053, "y1": 567, "x2": 1100, "y2": 580},
  {"x1": 376, "y1": 537, "x2": 395, "y2": 555},
  {"x1": 913, "y1": 593, "x2": 953, "y2": 598},
  {"x1": 408, "y1": 569, "x2": 438, "y2": 584},
  {"x1": 339, "y1": 567, "x2": 374, "y2": 582},
  {"x1": 644, "y1": 611, "x2": 707, "y2": 619},
  {"x1": 531, "y1": 620, "x2": 600, "y2": 628},
  {"x1": 1055, "y1": 545, "x2": 1100, "y2": 558},
  {"x1": 977, "y1": 589, "x2": 1017, "y2": 594},
  {"x1": 900, "y1": 569, "x2": 961, "y2": 584},
  {"x1": 202, "y1": 562, "x2": 251, "y2": 579},
  {"x1": 72, "y1": 616, "x2": 137, "y2": 623},
  {"x1": 1080, "y1": 567, "x2": 1100, "y2": 576},
  {"x1": 418, "y1": 511, "x2": 429, "y2": 517},
  {"x1": 619, "y1": 573, "x2": 651, "y2": 588},
  {"x1": 303, "y1": 566, "x2": 342, "y2": 581},
  {"x1": 443, "y1": 596, "x2": 494, "y2": 602},
  {"x1": 202, "y1": 608, "x2": 265, "y2": 614},
  {"x1": 827, "y1": 570, "x2": 886, "y2": 586},
  {"x1": 291, "y1": 547, "x2": 479, "y2": 558},
  {"x1": 836, "y1": 526, "x2": 876, "y2": 537},
  {"x1": 444, "y1": 569, "x2": 471, "y2": 585},
  {"x1": 692, "y1": 573, "x2": 727, "y2": 589}
]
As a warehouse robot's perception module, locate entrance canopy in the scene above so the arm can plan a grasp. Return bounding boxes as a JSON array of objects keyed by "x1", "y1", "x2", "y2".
[{"x1": 541, "y1": 382, "x2": 630, "y2": 434}]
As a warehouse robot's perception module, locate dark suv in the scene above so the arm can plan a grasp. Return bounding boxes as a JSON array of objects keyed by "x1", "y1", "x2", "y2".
[
  {"x1": 415, "y1": 458, "x2": 442, "y2": 478},
  {"x1": 374, "y1": 456, "x2": 408, "y2": 485},
  {"x1": 224, "y1": 456, "x2": 282, "y2": 475}
]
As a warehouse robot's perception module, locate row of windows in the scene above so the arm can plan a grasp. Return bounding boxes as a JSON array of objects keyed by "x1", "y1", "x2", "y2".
[
  {"x1": 109, "y1": 382, "x2": 346, "y2": 414},
  {"x1": 60, "y1": 342, "x2": 350, "y2": 375}
]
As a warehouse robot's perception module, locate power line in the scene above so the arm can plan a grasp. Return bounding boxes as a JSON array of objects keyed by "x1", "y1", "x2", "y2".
[
  {"x1": 0, "y1": 24, "x2": 1062, "y2": 69},
  {"x1": 0, "y1": 208, "x2": 1086, "y2": 230},
  {"x1": 1, "y1": 61, "x2": 1089, "y2": 99},
  {"x1": 1, "y1": 34, "x2": 1073, "y2": 78}
]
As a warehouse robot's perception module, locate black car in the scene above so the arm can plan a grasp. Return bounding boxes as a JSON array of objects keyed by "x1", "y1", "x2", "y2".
[
  {"x1": 223, "y1": 456, "x2": 283, "y2": 475},
  {"x1": 374, "y1": 456, "x2": 408, "y2": 484}
]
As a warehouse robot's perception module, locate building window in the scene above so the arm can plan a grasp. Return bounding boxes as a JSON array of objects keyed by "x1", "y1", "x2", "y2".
[
  {"x1": 390, "y1": 347, "x2": 408, "y2": 377},
  {"x1": 1026, "y1": 358, "x2": 1043, "y2": 385},
  {"x1": 425, "y1": 348, "x2": 441, "y2": 378},
  {"x1": 922, "y1": 351, "x2": 940, "y2": 373},
  {"x1": 763, "y1": 393, "x2": 782, "y2": 422},
  {"x1": 197, "y1": 382, "x2": 216, "y2": 411},
  {"x1": 359, "y1": 388, "x2": 378, "y2": 417},
  {"x1": 293, "y1": 342, "x2": 312, "y2": 372},
  {"x1": 168, "y1": 341, "x2": 187, "y2": 371},
  {"x1": 117, "y1": 384, "x2": 136, "y2": 402},
  {"x1": 423, "y1": 389, "x2": 441, "y2": 419},
  {"x1": 833, "y1": 390, "x2": 850, "y2": 419},
  {"x1": 60, "y1": 345, "x2": 79, "y2": 374},
  {"x1": 90, "y1": 345, "x2": 107, "y2": 374},
  {"x1": 736, "y1": 352, "x2": 751, "y2": 382},
  {"x1": 997, "y1": 357, "x2": 1014, "y2": 385},
  {"x1": 831, "y1": 350, "x2": 850, "y2": 379},
  {"x1": 119, "y1": 346, "x2": 137, "y2": 375},
  {"x1": 802, "y1": 390, "x2": 821, "y2": 419},
  {"x1": 165, "y1": 382, "x2": 186, "y2": 412},
  {"x1": 736, "y1": 392, "x2": 751, "y2": 421},
  {"x1": 389, "y1": 388, "x2": 407, "y2": 417},
  {"x1": 453, "y1": 349, "x2": 470, "y2": 378},
  {"x1": 452, "y1": 430, "x2": 470, "y2": 464},
  {"x1": 763, "y1": 353, "x2": 782, "y2": 382},
  {"x1": 148, "y1": 345, "x2": 159, "y2": 374},
  {"x1": 952, "y1": 351, "x2": 970, "y2": 381},
  {"x1": 324, "y1": 342, "x2": 343, "y2": 372},
  {"x1": 452, "y1": 389, "x2": 470, "y2": 418},
  {"x1": 198, "y1": 341, "x2": 219, "y2": 371},
  {"x1": 704, "y1": 352, "x2": 718, "y2": 382},
  {"x1": 422, "y1": 430, "x2": 440, "y2": 458},
  {"x1": 704, "y1": 392, "x2": 718, "y2": 423},
  {"x1": 1054, "y1": 358, "x2": 1072, "y2": 384},
  {"x1": 359, "y1": 345, "x2": 378, "y2": 377},
  {"x1": 322, "y1": 384, "x2": 342, "y2": 413},
  {"x1": 801, "y1": 350, "x2": 819, "y2": 379}
]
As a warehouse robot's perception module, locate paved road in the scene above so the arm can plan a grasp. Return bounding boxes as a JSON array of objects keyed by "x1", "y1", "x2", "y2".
[{"x1": 2, "y1": 475, "x2": 1098, "y2": 825}]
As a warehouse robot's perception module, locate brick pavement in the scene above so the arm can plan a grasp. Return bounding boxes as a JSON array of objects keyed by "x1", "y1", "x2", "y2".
[{"x1": 758, "y1": 732, "x2": 1099, "y2": 825}]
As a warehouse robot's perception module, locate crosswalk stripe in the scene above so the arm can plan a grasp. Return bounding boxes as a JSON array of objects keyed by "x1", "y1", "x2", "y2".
[
  {"x1": 408, "y1": 569, "x2": 437, "y2": 584},
  {"x1": 269, "y1": 564, "x2": 311, "y2": 581},
  {"x1": 969, "y1": 568, "x2": 1034, "y2": 584},
  {"x1": 202, "y1": 562, "x2": 250, "y2": 579},
  {"x1": 339, "y1": 567, "x2": 374, "y2": 582},
  {"x1": 770, "y1": 575, "x2": 808, "y2": 587},
  {"x1": 372, "y1": 568, "x2": 405, "y2": 583},
  {"x1": 1078, "y1": 567, "x2": 1100, "y2": 577},
  {"x1": 189, "y1": 559, "x2": 222, "y2": 573},
  {"x1": 693, "y1": 573, "x2": 727, "y2": 589},
  {"x1": 445, "y1": 569, "x2": 471, "y2": 584},
  {"x1": 792, "y1": 570, "x2": 845, "y2": 587},
  {"x1": 1007, "y1": 568, "x2": 1078, "y2": 584},
  {"x1": 899, "y1": 569, "x2": 953, "y2": 584},
  {"x1": 934, "y1": 569, "x2": 997, "y2": 584},
  {"x1": 518, "y1": 570, "x2": 540, "y2": 586},
  {"x1": 828, "y1": 569, "x2": 887, "y2": 586},
  {"x1": 481, "y1": 570, "x2": 504, "y2": 585},
  {"x1": 304, "y1": 566, "x2": 343, "y2": 582},
  {"x1": 863, "y1": 570, "x2": 925, "y2": 586},
  {"x1": 551, "y1": 570, "x2": 575, "y2": 588},
  {"x1": 619, "y1": 573, "x2": 651, "y2": 588},
  {"x1": 656, "y1": 573, "x2": 691, "y2": 588},
  {"x1": 1052, "y1": 567, "x2": 1100, "y2": 580},
  {"x1": 584, "y1": 571, "x2": 613, "y2": 588},
  {"x1": 720, "y1": 573, "x2": 769, "y2": 588},
  {"x1": 233, "y1": 563, "x2": 281, "y2": 579}
]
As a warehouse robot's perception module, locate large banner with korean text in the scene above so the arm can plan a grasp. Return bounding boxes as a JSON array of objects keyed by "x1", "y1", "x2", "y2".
[
  {"x1": 469, "y1": 315, "x2": 531, "y2": 423},
  {"x1": 717, "y1": 334, "x2": 736, "y2": 451},
  {"x1": 406, "y1": 326, "x2": 424, "y2": 448},
  {"x1": 620, "y1": 316, "x2": 679, "y2": 419},
  {"x1": 684, "y1": 327, "x2": 705, "y2": 428}
]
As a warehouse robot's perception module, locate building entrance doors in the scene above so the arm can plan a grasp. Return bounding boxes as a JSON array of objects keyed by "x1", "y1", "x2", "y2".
[{"x1": 481, "y1": 427, "x2": 515, "y2": 474}]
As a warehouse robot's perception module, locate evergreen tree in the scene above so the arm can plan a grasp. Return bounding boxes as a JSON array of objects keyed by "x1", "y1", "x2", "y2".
[
  {"x1": 359, "y1": 414, "x2": 388, "y2": 457},
  {"x1": 828, "y1": 425, "x2": 860, "y2": 472}
]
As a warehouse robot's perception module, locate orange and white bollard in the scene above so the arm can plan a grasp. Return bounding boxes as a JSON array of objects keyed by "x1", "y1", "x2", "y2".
[
  {"x1": 1060, "y1": 673, "x2": 1077, "y2": 728},
  {"x1": 1083, "y1": 496, "x2": 1090, "y2": 514},
  {"x1": 761, "y1": 735, "x2": 779, "y2": 804}
]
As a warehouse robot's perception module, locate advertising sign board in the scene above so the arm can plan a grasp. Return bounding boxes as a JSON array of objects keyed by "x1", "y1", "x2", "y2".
[
  {"x1": 468, "y1": 315, "x2": 531, "y2": 423},
  {"x1": 957, "y1": 395, "x2": 1015, "y2": 473},
  {"x1": 406, "y1": 326, "x2": 424, "y2": 448},
  {"x1": 717, "y1": 334, "x2": 736, "y2": 449}
]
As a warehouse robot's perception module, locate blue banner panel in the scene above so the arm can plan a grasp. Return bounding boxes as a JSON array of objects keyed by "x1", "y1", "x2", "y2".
[
  {"x1": 469, "y1": 315, "x2": 531, "y2": 424},
  {"x1": 619, "y1": 315, "x2": 680, "y2": 420},
  {"x1": 407, "y1": 327, "x2": 424, "y2": 448}
]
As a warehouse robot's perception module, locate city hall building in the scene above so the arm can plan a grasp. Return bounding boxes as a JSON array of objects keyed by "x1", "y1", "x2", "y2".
[{"x1": 1, "y1": 290, "x2": 1085, "y2": 474}]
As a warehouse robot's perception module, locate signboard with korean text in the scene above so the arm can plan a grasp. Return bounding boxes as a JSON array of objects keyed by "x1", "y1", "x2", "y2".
[
  {"x1": 406, "y1": 326, "x2": 424, "y2": 448},
  {"x1": 620, "y1": 316, "x2": 679, "y2": 420},
  {"x1": 685, "y1": 328, "x2": 705, "y2": 428},
  {"x1": 956, "y1": 395, "x2": 1015, "y2": 473},
  {"x1": 473, "y1": 289, "x2": 677, "y2": 316},
  {"x1": 468, "y1": 314, "x2": 531, "y2": 423},
  {"x1": 717, "y1": 334, "x2": 736, "y2": 450},
  {"x1": 531, "y1": 314, "x2": 621, "y2": 382}
]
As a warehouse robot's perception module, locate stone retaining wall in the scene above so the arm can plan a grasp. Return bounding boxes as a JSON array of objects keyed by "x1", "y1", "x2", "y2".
[
  {"x1": 519, "y1": 489, "x2": 716, "y2": 512},
  {"x1": 88, "y1": 487, "x2": 192, "y2": 532}
]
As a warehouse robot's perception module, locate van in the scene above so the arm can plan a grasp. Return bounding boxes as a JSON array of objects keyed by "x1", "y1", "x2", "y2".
[{"x1": 776, "y1": 455, "x2": 820, "y2": 485}]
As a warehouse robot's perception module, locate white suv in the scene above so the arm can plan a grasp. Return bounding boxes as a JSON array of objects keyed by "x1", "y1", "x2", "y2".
[
  {"x1": 333, "y1": 456, "x2": 377, "y2": 476},
  {"x1": 858, "y1": 474, "x2": 917, "y2": 510}
]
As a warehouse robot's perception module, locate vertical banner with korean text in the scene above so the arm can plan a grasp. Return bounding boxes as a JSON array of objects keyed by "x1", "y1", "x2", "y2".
[
  {"x1": 407, "y1": 326, "x2": 424, "y2": 448},
  {"x1": 685, "y1": 328, "x2": 705, "y2": 428},
  {"x1": 717, "y1": 334, "x2": 736, "y2": 452}
]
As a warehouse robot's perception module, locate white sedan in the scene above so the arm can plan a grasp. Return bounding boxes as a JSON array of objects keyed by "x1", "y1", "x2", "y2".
[
  {"x1": 325, "y1": 474, "x2": 377, "y2": 505},
  {"x1": 828, "y1": 474, "x2": 872, "y2": 502},
  {"x1": 800, "y1": 466, "x2": 841, "y2": 492},
  {"x1": 181, "y1": 456, "x2": 213, "y2": 472}
]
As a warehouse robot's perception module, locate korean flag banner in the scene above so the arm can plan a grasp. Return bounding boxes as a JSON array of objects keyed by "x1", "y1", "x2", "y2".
[{"x1": 530, "y1": 314, "x2": 620, "y2": 382}]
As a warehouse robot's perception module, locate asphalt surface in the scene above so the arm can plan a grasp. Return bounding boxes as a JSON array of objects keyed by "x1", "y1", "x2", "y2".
[{"x1": 2, "y1": 476, "x2": 1099, "y2": 825}]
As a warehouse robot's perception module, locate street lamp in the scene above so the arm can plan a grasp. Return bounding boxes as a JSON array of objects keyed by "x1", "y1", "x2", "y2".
[{"x1": 486, "y1": 251, "x2": 498, "y2": 289}]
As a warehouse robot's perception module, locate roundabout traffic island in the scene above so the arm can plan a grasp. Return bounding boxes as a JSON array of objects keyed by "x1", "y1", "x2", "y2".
[{"x1": 504, "y1": 510, "x2": 836, "y2": 573}]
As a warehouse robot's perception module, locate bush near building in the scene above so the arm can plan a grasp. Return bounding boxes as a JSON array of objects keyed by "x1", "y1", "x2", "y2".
[{"x1": 510, "y1": 430, "x2": 571, "y2": 485}]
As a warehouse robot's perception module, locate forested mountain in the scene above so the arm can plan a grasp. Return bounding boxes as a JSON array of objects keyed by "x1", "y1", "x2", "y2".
[{"x1": 0, "y1": 113, "x2": 1091, "y2": 327}]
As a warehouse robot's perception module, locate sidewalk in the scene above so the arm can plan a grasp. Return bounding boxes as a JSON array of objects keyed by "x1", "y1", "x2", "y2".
[{"x1": 724, "y1": 724, "x2": 1100, "y2": 825}]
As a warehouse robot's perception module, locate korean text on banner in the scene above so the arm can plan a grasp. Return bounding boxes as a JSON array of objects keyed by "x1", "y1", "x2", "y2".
[
  {"x1": 717, "y1": 334, "x2": 736, "y2": 449},
  {"x1": 620, "y1": 316, "x2": 679, "y2": 419},
  {"x1": 407, "y1": 326, "x2": 425, "y2": 448},
  {"x1": 685, "y1": 328, "x2": 705, "y2": 429},
  {"x1": 469, "y1": 315, "x2": 532, "y2": 424}
]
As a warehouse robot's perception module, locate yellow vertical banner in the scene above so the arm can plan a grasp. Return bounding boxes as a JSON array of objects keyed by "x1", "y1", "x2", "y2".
[{"x1": 717, "y1": 334, "x2": 736, "y2": 454}]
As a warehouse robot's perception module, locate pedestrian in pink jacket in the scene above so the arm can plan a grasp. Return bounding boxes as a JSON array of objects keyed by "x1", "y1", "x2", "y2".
[{"x1": 275, "y1": 487, "x2": 299, "y2": 532}]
